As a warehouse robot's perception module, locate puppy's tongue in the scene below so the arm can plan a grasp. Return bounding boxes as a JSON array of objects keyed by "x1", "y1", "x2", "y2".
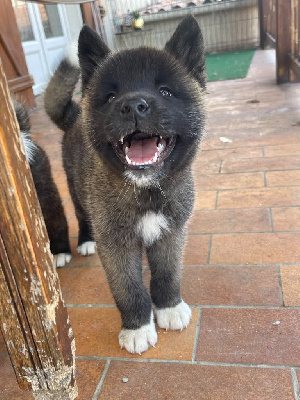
[{"x1": 127, "y1": 137, "x2": 158, "y2": 163}]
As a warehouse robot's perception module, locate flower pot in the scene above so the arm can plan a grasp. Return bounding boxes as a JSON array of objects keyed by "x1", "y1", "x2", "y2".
[{"x1": 133, "y1": 17, "x2": 144, "y2": 30}]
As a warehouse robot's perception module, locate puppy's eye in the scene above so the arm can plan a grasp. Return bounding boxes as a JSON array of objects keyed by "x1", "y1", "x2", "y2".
[
  {"x1": 159, "y1": 87, "x2": 172, "y2": 97},
  {"x1": 107, "y1": 93, "x2": 116, "y2": 103}
]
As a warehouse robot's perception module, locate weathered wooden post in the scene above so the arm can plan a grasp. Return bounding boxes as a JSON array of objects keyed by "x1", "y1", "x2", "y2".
[
  {"x1": 276, "y1": 0, "x2": 291, "y2": 83},
  {"x1": 289, "y1": 0, "x2": 300, "y2": 82},
  {"x1": 0, "y1": 57, "x2": 77, "y2": 398},
  {"x1": 259, "y1": 0, "x2": 266, "y2": 50}
]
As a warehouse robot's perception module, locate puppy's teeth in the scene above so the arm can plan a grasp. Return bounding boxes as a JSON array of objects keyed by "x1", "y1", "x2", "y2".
[
  {"x1": 124, "y1": 146, "x2": 129, "y2": 154},
  {"x1": 160, "y1": 135, "x2": 163, "y2": 140},
  {"x1": 157, "y1": 143, "x2": 165, "y2": 152},
  {"x1": 120, "y1": 137, "x2": 124, "y2": 144},
  {"x1": 125, "y1": 155, "x2": 132, "y2": 164},
  {"x1": 153, "y1": 152, "x2": 158, "y2": 163}
]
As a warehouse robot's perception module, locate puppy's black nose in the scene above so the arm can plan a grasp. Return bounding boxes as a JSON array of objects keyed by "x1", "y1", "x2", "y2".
[{"x1": 121, "y1": 98, "x2": 150, "y2": 117}]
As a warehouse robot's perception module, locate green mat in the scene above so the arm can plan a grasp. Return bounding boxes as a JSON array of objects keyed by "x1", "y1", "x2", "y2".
[{"x1": 206, "y1": 50, "x2": 255, "y2": 82}]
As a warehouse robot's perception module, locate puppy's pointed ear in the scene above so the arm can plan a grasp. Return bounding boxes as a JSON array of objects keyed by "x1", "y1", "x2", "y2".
[
  {"x1": 78, "y1": 25, "x2": 110, "y2": 91},
  {"x1": 165, "y1": 15, "x2": 206, "y2": 89}
]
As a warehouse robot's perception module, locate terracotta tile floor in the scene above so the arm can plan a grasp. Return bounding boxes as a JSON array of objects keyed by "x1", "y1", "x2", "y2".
[{"x1": 1, "y1": 49, "x2": 300, "y2": 399}]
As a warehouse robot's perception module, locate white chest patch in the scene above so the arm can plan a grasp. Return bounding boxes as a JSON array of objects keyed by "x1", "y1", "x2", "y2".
[{"x1": 137, "y1": 212, "x2": 169, "y2": 246}]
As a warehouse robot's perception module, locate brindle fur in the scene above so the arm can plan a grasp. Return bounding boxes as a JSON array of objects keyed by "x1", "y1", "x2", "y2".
[{"x1": 45, "y1": 16, "x2": 206, "y2": 348}]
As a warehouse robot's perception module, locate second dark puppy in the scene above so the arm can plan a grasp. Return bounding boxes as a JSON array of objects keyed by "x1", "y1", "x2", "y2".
[
  {"x1": 15, "y1": 100, "x2": 71, "y2": 267},
  {"x1": 45, "y1": 15, "x2": 206, "y2": 353}
]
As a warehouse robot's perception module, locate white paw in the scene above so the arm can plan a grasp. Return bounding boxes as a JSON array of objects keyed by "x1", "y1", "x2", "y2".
[
  {"x1": 119, "y1": 313, "x2": 158, "y2": 354},
  {"x1": 53, "y1": 253, "x2": 72, "y2": 268},
  {"x1": 154, "y1": 300, "x2": 192, "y2": 330},
  {"x1": 77, "y1": 241, "x2": 96, "y2": 256}
]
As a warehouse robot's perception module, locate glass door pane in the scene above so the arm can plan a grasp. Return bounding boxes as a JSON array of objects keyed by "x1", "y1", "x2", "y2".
[
  {"x1": 38, "y1": 4, "x2": 63, "y2": 39},
  {"x1": 12, "y1": 0, "x2": 34, "y2": 42}
]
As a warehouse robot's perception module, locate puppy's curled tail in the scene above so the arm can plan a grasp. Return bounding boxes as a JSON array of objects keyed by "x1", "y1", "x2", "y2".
[{"x1": 44, "y1": 59, "x2": 80, "y2": 131}]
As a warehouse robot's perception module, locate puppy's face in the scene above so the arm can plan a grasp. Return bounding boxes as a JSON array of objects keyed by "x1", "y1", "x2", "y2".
[{"x1": 80, "y1": 16, "x2": 206, "y2": 187}]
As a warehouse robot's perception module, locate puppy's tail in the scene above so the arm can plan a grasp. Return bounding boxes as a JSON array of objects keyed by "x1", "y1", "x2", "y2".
[
  {"x1": 13, "y1": 99, "x2": 31, "y2": 133},
  {"x1": 12, "y1": 99, "x2": 37, "y2": 164},
  {"x1": 44, "y1": 58, "x2": 80, "y2": 131}
]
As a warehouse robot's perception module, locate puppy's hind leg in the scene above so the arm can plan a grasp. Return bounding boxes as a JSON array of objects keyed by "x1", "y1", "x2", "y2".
[
  {"x1": 31, "y1": 146, "x2": 71, "y2": 267},
  {"x1": 76, "y1": 212, "x2": 96, "y2": 256},
  {"x1": 67, "y1": 178, "x2": 96, "y2": 256},
  {"x1": 146, "y1": 227, "x2": 191, "y2": 330}
]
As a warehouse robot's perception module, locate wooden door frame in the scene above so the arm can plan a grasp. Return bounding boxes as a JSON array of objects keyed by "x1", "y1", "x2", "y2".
[{"x1": 0, "y1": 0, "x2": 35, "y2": 107}]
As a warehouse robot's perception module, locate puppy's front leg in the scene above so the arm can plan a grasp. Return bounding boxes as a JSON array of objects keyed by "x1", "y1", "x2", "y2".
[
  {"x1": 146, "y1": 227, "x2": 191, "y2": 330},
  {"x1": 97, "y1": 239, "x2": 157, "y2": 354}
]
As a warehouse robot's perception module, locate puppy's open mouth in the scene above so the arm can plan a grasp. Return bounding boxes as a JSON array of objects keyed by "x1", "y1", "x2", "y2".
[{"x1": 113, "y1": 131, "x2": 176, "y2": 169}]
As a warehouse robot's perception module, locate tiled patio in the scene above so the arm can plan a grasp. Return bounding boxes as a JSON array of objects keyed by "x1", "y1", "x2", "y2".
[{"x1": 1, "y1": 49, "x2": 300, "y2": 399}]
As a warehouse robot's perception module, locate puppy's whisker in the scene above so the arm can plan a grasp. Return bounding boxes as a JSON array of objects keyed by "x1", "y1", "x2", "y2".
[
  {"x1": 133, "y1": 184, "x2": 141, "y2": 208},
  {"x1": 156, "y1": 182, "x2": 167, "y2": 202}
]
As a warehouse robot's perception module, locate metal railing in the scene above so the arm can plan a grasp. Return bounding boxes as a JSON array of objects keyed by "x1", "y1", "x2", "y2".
[
  {"x1": 103, "y1": 0, "x2": 260, "y2": 53},
  {"x1": 260, "y1": 0, "x2": 276, "y2": 45},
  {"x1": 291, "y1": 0, "x2": 300, "y2": 62},
  {"x1": 260, "y1": 0, "x2": 300, "y2": 83}
]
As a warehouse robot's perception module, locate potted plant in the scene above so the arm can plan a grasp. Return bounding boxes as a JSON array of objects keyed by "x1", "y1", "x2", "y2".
[{"x1": 131, "y1": 11, "x2": 144, "y2": 30}]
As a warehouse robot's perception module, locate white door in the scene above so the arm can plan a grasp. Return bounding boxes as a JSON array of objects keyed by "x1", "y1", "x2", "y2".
[{"x1": 13, "y1": 1, "x2": 71, "y2": 95}]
